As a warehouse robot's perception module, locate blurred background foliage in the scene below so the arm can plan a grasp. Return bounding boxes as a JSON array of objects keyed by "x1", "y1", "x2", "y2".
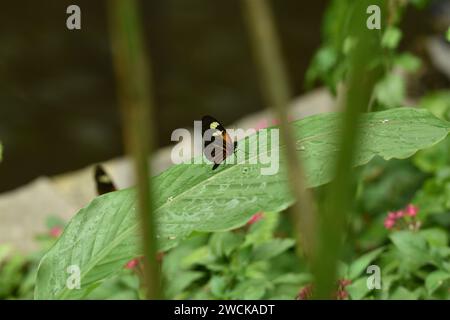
[{"x1": 1, "y1": 0, "x2": 450, "y2": 299}]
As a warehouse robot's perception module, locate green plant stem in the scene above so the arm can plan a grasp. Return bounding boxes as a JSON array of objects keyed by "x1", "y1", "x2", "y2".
[
  {"x1": 108, "y1": 0, "x2": 161, "y2": 299},
  {"x1": 312, "y1": 0, "x2": 384, "y2": 299},
  {"x1": 241, "y1": 0, "x2": 317, "y2": 258}
]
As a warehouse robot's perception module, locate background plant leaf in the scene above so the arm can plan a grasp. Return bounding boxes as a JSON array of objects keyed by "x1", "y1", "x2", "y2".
[{"x1": 348, "y1": 247, "x2": 384, "y2": 280}]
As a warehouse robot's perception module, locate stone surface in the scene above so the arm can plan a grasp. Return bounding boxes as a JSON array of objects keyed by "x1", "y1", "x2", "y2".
[{"x1": 0, "y1": 177, "x2": 77, "y2": 252}]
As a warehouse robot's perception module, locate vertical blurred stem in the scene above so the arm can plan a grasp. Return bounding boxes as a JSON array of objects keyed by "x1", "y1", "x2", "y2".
[
  {"x1": 313, "y1": 0, "x2": 384, "y2": 299},
  {"x1": 108, "y1": 0, "x2": 161, "y2": 299},
  {"x1": 242, "y1": 0, "x2": 317, "y2": 257}
]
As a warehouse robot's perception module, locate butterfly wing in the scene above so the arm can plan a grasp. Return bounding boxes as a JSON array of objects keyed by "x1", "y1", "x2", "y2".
[
  {"x1": 94, "y1": 165, "x2": 117, "y2": 195},
  {"x1": 202, "y1": 115, "x2": 236, "y2": 169}
]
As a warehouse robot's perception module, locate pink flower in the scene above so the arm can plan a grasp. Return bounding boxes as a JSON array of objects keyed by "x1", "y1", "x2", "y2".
[
  {"x1": 405, "y1": 204, "x2": 418, "y2": 217},
  {"x1": 384, "y1": 204, "x2": 421, "y2": 231},
  {"x1": 125, "y1": 258, "x2": 139, "y2": 269},
  {"x1": 395, "y1": 210, "x2": 404, "y2": 218},
  {"x1": 339, "y1": 279, "x2": 352, "y2": 287},
  {"x1": 296, "y1": 284, "x2": 314, "y2": 300},
  {"x1": 337, "y1": 290, "x2": 349, "y2": 300},
  {"x1": 49, "y1": 226, "x2": 63, "y2": 238},
  {"x1": 125, "y1": 254, "x2": 163, "y2": 269},
  {"x1": 387, "y1": 212, "x2": 396, "y2": 220},
  {"x1": 255, "y1": 116, "x2": 295, "y2": 131},
  {"x1": 255, "y1": 119, "x2": 269, "y2": 131},
  {"x1": 336, "y1": 279, "x2": 351, "y2": 300},
  {"x1": 247, "y1": 212, "x2": 264, "y2": 225},
  {"x1": 384, "y1": 217, "x2": 396, "y2": 229},
  {"x1": 296, "y1": 279, "x2": 351, "y2": 300}
]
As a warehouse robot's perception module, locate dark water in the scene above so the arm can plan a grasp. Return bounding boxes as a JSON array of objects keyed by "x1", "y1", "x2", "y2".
[
  {"x1": 0, "y1": 0, "x2": 328, "y2": 191},
  {"x1": 0, "y1": 0, "x2": 433, "y2": 192}
]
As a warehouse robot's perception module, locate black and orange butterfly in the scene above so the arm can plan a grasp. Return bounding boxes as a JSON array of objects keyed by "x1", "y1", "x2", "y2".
[
  {"x1": 94, "y1": 164, "x2": 117, "y2": 195},
  {"x1": 202, "y1": 115, "x2": 238, "y2": 170}
]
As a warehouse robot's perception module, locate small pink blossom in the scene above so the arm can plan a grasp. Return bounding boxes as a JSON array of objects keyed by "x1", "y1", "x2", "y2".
[
  {"x1": 296, "y1": 284, "x2": 314, "y2": 300},
  {"x1": 296, "y1": 279, "x2": 351, "y2": 300},
  {"x1": 255, "y1": 116, "x2": 295, "y2": 131},
  {"x1": 49, "y1": 226, "x2": 63, "y2": 238},
  {"x1": 247, "y1": 212, "x2": 264, "y2": 225},
  {"x1": 405, "y1": 204, "x2": 418, "y2": 217},
  {"x1": 395, "y1": 210, "x2": 404, "y2": 218},
  {"x1": 387, "y1": 212, "x2": 396, "y2": 220},
  {"x1": 336, "y1": 279, "x2": 351, "y2": 300},
  {"x1": 255, "y1": 119, "x2": 269, "y2": 131},
  {"x1": 337, "y1": 290, "x2": 349, "y2": 300},
  {"x1": 384, "y1": 217, "x2": 396, "y2": 229},
  {"x1": 125, "y1": 254, "x2": 163, "y2": 269},
  {"x1": 384, "y1": 204, "x2": 421, "y2": 231},
  {"x1": 125, "y1": 258, "x2": 139, "y2": 269},
  {"x1": 339, "y1": 279, "x2": 352, "y2": 287}
]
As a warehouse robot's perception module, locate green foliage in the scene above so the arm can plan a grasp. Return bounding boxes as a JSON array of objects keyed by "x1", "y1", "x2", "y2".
[
  {"x1": 33, "y1": 108, "x2": 450, "y2": 299},
  {"x1": 336, "y1": 93, "x2": 450, "y2": 301},
  {"x1": 349, "y1": 94, "x2": 450, "y2": 299},
  {"x1": 413, "y1": 92, "x2": 450, "y2": 219},
  {"x1": 347, "y1": 247, "x2": 384, "y2": 280},
  {"x1": 270, "y1": 0, "x2": 447, "y2": 298},
  {"x1": 0, "y1": 246, "x2": 28, "y2": 298},
  {"x1": 374, "y1": 73, "x2": 406, "y2": 108},
  {"x1": 87, "y1": 272, "x2": 141, "y2": 300},
  {"x1": 305, "y1": 0, "x2": 383, "y2": 92},
  {"x1": 0, "y1": 217, "x2": 65, "y2": 299},
  {"x1": 381, "y1": 26, "x2": 402, "y2": 49},
  {"x1": 162, "y1": 212, "x2": 306, "y2": 300},
  {"x1": 305, "y1": 0, "x2": 430, "y2": 111},
  {"x1": 393, "y1": 53, "x2": 422, "y2": 72},
  {"x1": 357, "y1": 158, "x2": 424, "y2": 215},
  {"x1": 347, "y1": 228, "x2": 450, "y2": 300}
]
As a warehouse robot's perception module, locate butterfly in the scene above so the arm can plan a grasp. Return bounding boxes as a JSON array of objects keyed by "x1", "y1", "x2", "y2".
[
  {"x1": 94, "y1": 164, "x2": 117, "y2": 195},
  {"x1": 202, "y1": 115, "x2": 237, "y2": 170}
]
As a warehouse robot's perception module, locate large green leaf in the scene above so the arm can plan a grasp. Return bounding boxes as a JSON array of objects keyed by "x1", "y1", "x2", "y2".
[
  {"x1": 389, "y1": 231, "x2": 431, "y2": 270},
  {"x1": 35, "y1": 108, "x2": 450, "y2": 299}
]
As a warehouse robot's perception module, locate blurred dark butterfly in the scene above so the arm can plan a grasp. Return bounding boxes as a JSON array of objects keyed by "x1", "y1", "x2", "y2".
[
  {"x1": 94, "y1": 164, "x2": 117, "y2": 195},
  {"x1": 202, "y1": 115, "x2": 237, "y2": 170}
]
